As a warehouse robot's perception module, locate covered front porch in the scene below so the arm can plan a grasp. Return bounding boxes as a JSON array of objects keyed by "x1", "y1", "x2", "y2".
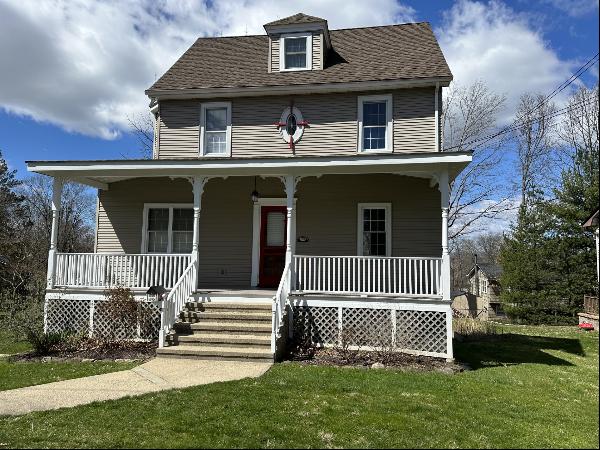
[{"x1": 29, "y1": 152, "x2": 470, "y2": 359}]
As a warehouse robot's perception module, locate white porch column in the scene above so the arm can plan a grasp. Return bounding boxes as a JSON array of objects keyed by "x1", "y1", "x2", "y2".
[
  {"x1": 191, "y1": 177, "x2": 209, "y2": 265},
  {"x1": 47, "y1": 178, "x2": 64, "y2": 288},
  {"x1": 283, "y1": 175, "x2": 298, "y2": 267},
  {"x1": 439, "y1": 170, "x2": 451, "y2": 302}
]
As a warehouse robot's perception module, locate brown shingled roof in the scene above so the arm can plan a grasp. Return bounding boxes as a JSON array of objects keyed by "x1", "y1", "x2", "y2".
[
  {"x1": 147, "y1": 22, "x2": 452, "y2": 94},
  {"x1": 264, "y1": 13, "x2": 327, "y2": 27}
]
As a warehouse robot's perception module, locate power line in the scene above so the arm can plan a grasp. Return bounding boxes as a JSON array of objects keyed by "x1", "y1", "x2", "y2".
[{"x1": 444, "y1": 52, "x2": 599, "y2": 152}]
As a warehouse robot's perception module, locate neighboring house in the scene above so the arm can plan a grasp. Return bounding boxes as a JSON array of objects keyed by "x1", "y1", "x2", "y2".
[
  {"x1": 463, "y1": 258, "x2": 504, "y2": 319},
  {"x1": 27, "y1": 13, "x2": 471, "y2": 361}
]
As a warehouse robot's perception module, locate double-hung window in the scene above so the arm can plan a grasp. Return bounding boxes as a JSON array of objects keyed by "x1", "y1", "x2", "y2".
[
  {"x1": 357, "y1": 203, "x2": 392, "y2": 256},
  {"x1": 279, "y1": 33, "x2": 312, "y2": 71},
  {"x1": 143, "y1": 205, "x2": 194, "y2": 253},
  {"x1": 358, "y1": 94, "x2": 393, "y2": 152},
  {"x1": 200, "y1": 102, "x2": 231, "y2": 156}
]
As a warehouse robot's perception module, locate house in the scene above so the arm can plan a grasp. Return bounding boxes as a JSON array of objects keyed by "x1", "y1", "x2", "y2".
[
  {"x1": 462, "y1": 258, "x2": 504, "y2": 319},
  {"x1": 26, "y1": 13, "x2": 471, "y2": 361}
]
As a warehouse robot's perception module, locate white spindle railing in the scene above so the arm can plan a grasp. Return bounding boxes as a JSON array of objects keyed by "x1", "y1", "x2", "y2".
[
  {"x1": 159, "y1": 259, "x2": 197, "y2": 348},
  {"x1": 293, "y1": 255, "x2": 442, "y2": 296},
  {"x1": 54, "y1": 253, "x2": 192, "y2": 289},
  {"x1": 271, "y1": 261, "x2": 291, "y2": 354}
]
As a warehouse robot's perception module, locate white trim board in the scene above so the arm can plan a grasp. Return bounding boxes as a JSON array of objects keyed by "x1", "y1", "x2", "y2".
[{"x1": 251, "y1": 197, "x2": 297, "y2": 287}]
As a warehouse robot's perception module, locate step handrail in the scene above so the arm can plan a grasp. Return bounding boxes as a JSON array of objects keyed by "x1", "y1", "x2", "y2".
[
  {"x1": 159, "y1": 259, "x2": 197, "y2": 348},
  {"x1": 271, "y1": 261, "x2": 291, "y2": 355}
]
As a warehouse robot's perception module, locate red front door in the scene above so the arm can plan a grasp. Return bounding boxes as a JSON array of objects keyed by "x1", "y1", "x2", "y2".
[{"x1": 259, "y1": 206, "x2": 287, "y2": 288}]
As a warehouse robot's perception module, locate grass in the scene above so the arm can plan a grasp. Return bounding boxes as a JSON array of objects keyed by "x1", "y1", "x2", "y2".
[
  {"x1": 0, "y1": 329, "x2": 141, "y2": 391},
  {"x1": 0, "y1": 329, "x2": 31, "y2": 355},
  {"x1": 0, "y1": 325, "x2": 598, "y2": 448}
]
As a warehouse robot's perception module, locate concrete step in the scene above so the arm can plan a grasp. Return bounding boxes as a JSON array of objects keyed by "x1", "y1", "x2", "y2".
[
  {"x1": 156, "y1": 344, "x2": 273, "y2": 361},
  {"x1": 174, "y1": 333, "x2": 271, "y2": 347},
  {"x1": 176, "y1": 320, "x2": 272, "y2": 334},
  {"x1": 185, "y1": 302, "x2": 271, "y2": 312},
  {"x1": 179, "y1": 310, "x2": 271, "y2": 323}
]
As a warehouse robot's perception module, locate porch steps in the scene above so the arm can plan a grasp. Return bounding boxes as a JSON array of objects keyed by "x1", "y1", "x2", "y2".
[{"x1": 157, "y1": 300, "x2": 274, "y2": 362}]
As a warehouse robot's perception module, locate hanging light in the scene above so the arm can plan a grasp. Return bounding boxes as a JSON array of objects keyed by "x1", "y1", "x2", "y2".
[{"x1": 251, "y1": 176, "x2": 260, "y2": 203}]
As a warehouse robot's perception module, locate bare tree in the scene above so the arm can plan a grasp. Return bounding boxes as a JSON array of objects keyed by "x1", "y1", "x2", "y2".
[
  {"x1": 559, "y1": 84, "x2": 599, "y2": 161},
  {"x1": 512, "y1": 93, "x2": 558, "y2": 210},
  {"x1": 127, "y1": 112, "x2": 155, "y2": 159},
  {"x1": 442, "y1": 81, "x2": 512, "y2": 239},
  {"x1": 450, "y1": 231, "x2": 504, "y2": 291}
]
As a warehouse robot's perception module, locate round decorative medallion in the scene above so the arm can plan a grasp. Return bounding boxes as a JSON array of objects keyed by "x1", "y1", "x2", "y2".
[{"x1": 279, "y1": 106, "x2": 305, "y2": 145}]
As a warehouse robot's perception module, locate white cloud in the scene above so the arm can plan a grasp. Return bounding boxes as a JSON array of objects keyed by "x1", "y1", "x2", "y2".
[
  {"x1": 436, "y1": 0, "x2": 576, "y2": 124},
  {"x1": 543, "y1": 0, "x2": 599, "y2": 17},
  {"x1": 0, "y1": 0, "x2": 414, "y2": 139}
]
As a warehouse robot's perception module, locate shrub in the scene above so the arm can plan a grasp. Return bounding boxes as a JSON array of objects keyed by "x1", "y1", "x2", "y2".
[
  {"x1": 454, "y1": 317, "x2": 500, "y2": 340},
  {"x1": 97, "y1": 286, "x2": 152, "y2": 341},
  {"x1": 25, "y1": 328, "x2": 64, "y2": 355}
]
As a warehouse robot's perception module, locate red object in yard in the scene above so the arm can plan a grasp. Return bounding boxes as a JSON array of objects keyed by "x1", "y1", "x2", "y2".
[{"x1": 578, "y1": 322, "x2": 594, "y2": 330}]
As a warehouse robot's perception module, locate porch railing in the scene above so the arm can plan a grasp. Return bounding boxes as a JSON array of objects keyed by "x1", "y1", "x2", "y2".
[
  {"x1": 159, "y1": 259, "x2": 197, "y2": 347},
  {"x1": 293, "y1": 255, "x2": 442, "y2": 297},
  {"x1": 53, "y1": 253, "x2": 192, "y2": 289},
  {"x1": 272, "y1": 261, "x2": 291, "y2": 354}
]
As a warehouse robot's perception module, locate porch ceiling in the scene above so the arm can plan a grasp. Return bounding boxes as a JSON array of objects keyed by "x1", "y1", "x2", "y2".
[{"x1": 26, "y1": 151, "x2": 472, "y2": 190}]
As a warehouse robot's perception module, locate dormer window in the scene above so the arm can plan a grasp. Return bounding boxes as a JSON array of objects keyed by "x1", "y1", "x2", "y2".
[{"x1": 280, "y1": 33, "x2": 312, "y2": 71}]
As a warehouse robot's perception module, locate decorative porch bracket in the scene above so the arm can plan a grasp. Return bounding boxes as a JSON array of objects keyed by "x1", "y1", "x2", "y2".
[{"x1": 47, "y1": 178, "x2": 64, "y2": 289}]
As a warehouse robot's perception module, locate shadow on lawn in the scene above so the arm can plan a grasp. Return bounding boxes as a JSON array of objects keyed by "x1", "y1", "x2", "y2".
[{"x1": 454, "y1": 333, "x2": 585, "y2": 370}]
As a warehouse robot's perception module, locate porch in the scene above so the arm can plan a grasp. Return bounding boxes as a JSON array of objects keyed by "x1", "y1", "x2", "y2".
[{"x1": 30, "y1": 153, "x2": 471, "y2": 360}]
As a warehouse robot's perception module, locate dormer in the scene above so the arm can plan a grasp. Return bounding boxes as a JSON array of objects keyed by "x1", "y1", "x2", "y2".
[{"x1": 264, "y1": 13, "x2": 331, "y2": 73}]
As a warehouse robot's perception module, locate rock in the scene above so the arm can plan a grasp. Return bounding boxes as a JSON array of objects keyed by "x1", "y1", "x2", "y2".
[
  {"x1": 437, "y1": 366, "x2": 455, "y2": 375},
  {"x1": 371, "y1": 362, "x2": 385, "y2": 369},
  {"x1": 81, "y1": 358, "x2": 95, "y2": 363}
]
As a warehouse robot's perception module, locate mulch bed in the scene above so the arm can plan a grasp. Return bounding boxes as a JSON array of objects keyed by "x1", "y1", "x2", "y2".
[
  {"x1": 10, "y1": 340, "x2": 157, "y2": 363},
  {"x1": 286, "y1": 347, "x2": 469, "y2": 373}
]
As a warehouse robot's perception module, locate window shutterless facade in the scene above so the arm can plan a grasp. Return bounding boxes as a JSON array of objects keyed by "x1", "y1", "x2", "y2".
[
  {"x1": 142, "y1": 204, "x2": 194, "y2": 253},
  {"x1": 357, "y1": 94, "x2": 393, "y2": 152},
  {"x1": 279, "y1": 33, "x2": 312, "y2": 71},
  {"x1": 200, "y1": 102, "x2": 232, "y2": 156},
  {"x1": 357, "y1": 203, "x2": 392, "y2": 256}
]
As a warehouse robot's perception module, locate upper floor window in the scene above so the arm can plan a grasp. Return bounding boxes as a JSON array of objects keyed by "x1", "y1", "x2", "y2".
[
  {"x1": 280, "y1": 33, "x2": 312, "y2": 71},
  {"x1": 200, "y1": 102, "x2": 231, "y2": 156},
  {"x1": 357, "y1": 94, "x2": 393, "y2": 152}
]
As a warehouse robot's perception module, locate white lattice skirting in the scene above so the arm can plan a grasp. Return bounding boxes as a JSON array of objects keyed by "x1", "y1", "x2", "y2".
[
  {"x1": 44, "y1": 297, "x2": 161, "y2": 340},
  {"x1": 292, "y1": 303, "x2": 451, "y2": 358}
]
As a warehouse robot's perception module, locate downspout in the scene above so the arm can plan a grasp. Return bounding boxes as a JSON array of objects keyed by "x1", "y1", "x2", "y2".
[{"x1": 435, "y1": 82, "x2": 440, "y2": 152}]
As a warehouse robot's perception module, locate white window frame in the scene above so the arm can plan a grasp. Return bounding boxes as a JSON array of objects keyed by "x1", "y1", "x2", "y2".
[
  {"x1": 357, "y1": 94, "x2": 393, "y2": 153},
  {"x1": 141, "y1": 203, "x2": 194, "y2": 254},
  {"x1": 199, "y1": 102, "x2": 232, "y2": 157},
  {"x1": 279, "y1": 32, "x2": 312, "y2": 72},
  {"x1": 357, "y1": 203, "x2": 392, "y2": 257}
]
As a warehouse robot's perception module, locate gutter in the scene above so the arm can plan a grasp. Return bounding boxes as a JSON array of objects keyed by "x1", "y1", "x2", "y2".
[{"x1": 145, "y1": 77, "x2": 453, "y2": 101}]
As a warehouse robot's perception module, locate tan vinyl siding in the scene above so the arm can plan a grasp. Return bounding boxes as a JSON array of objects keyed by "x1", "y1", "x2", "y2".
[
  {"x1": 158, "y1": 101, "x2": 199, "y2": 158},
  {"x1": 96, "y1": 174, "x2": 440, "y2": 287},
  {"x1": 271, "y1": 35, "x2": 280, "y2": 73},
  {"x1": 157, "y1": 88, "x2": 437, "y2": 158},
  {"x1": 312, "y1": 31, "x2": 322, "y2": 70},
  {"x1": 393, "y1": 87, "x2": 436, "y2": 153}
]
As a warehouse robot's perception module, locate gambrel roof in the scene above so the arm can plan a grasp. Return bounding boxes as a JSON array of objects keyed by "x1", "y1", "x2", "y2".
[{"x1": 147, "y1": 22, "x2": 452, "y2": 95}]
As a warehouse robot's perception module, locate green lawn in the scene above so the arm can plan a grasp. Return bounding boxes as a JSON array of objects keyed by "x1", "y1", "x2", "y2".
[
  {"x1": 0, "y1": 325, "x2": 598, "y2": 448},
  {"x1": 0, "y1": 329, "x2": 31, "y2": 355},
  {"x1": 0, "y1": 329, "x2": 140, "y2": 391}
]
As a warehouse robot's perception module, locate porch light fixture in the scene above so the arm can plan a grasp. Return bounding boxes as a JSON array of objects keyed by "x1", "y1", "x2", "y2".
[{"x1": 251, "y1": 176, "x2": 260, "y2": 203}]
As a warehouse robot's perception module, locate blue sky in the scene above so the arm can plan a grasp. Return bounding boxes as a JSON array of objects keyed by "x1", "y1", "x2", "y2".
[{"x1": 0, "y1": 0, "x2": 598, "y2": 178}]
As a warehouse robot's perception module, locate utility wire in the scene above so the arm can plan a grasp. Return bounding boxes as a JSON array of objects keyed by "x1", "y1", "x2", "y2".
[{"x1": 444, "y1": 52, "x2": 599, "y2": 152}]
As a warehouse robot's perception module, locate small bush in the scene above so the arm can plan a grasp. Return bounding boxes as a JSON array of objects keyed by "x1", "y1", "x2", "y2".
[
  {"x1": 25, "y1": 328, "x2": 64, "y2": 355},
  {"x1": 97, "y1": 286, "x2": 151, "y2": 341},
  {"x1": 454, "y1": 318, "x2": 500, "y2": 340}
]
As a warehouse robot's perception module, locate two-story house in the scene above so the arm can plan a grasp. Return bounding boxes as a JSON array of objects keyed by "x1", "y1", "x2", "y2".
[{"x1": 27, "y1": 13, "x2": 471, "y2": 361}]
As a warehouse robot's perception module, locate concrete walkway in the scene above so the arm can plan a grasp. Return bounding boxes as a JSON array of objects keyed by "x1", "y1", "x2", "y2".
[{"x1": 0, "y1": 358, "x2": 272, "y2": 416}]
